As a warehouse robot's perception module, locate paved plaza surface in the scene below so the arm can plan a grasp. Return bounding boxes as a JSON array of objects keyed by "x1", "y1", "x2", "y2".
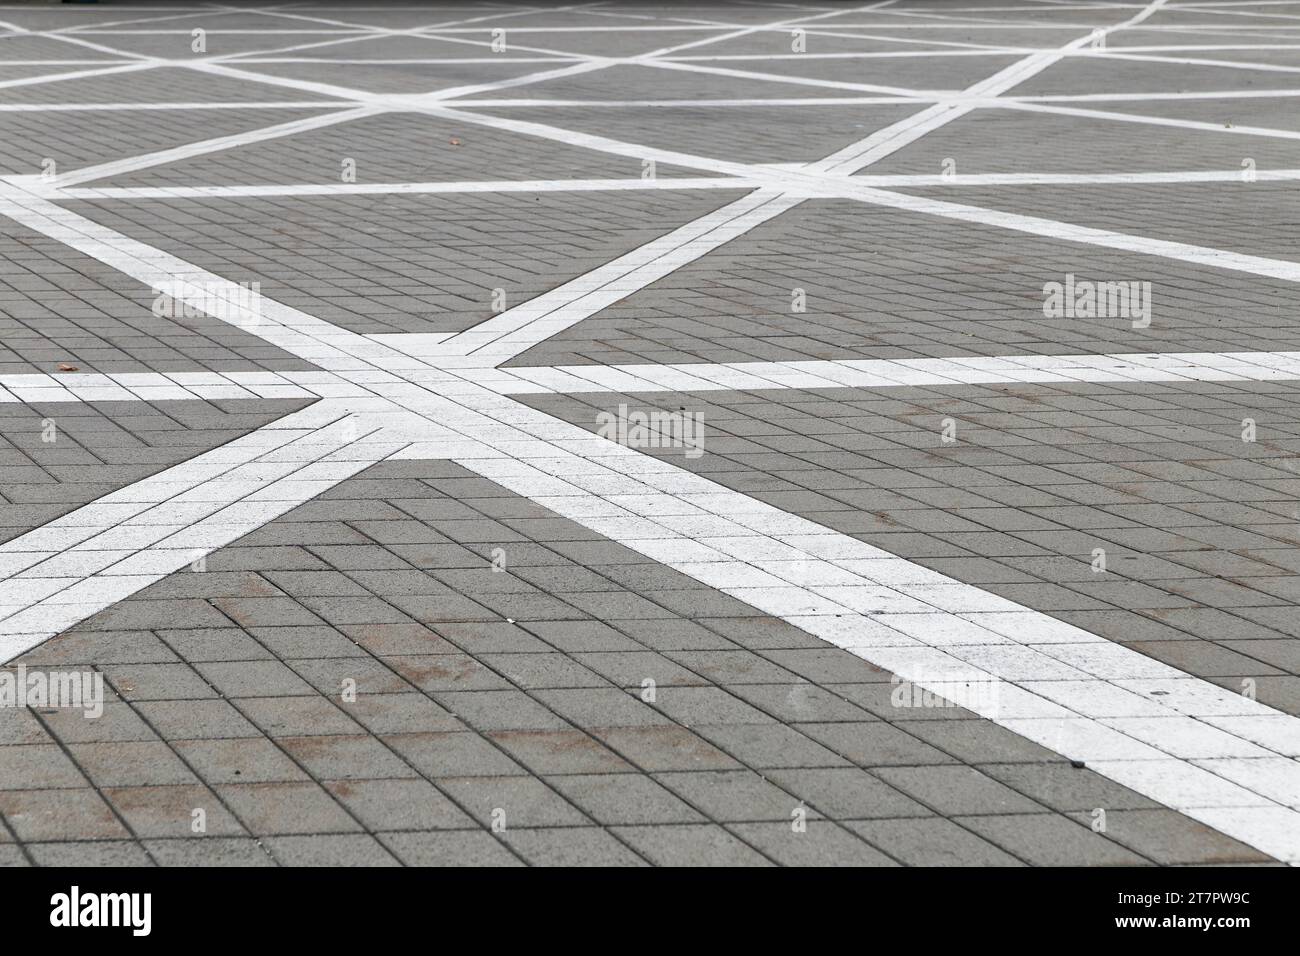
[{"x1": 1, "y1": 0, "x2": 1299, "y2": 868}]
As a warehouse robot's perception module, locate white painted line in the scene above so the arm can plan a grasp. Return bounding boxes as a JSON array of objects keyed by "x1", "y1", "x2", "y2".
[
  {"x1": 0, "y1": 369, "x2": 368, "y2": 403},
  {"x1": 54, "y1": 177, "x2": 754, "y2": 201},
  {"x1": 997, "y1": 98, "x2": 1300, "y2": 143},
  {"x1": 1093, "y1": 48, "x2": 1300, "y2": 74},
  {"x1": 432, "y1": 190, "x2": 802, "y2": 360},
  {"x1": 815, "y1": 0, "x2": 1174, "y2": 176},
  {"x1": 43, "y1": 166, "x2": 1300, "y2": 203},
  {"x1": 462, "y1": 351, "x2": 1300, "y2": 394},
  {"x1": 236, "y1": 57, "x2": 578, "y2": 64},
  {"x1": 852, "y1": 168, "x2": 1300, "y2": 186},
  {"x1": 1, "y1": 3, "x2": 699, "y2": 189},
  {"x1": 405, "y1": 4, "x2": 1173, "y2": 368},
  {"x1": 1015, "y1": 87, "x2": 1300, "y2": 104},
  {"x1": 0, "y1": 401, "x2": 408, "y2": 657},
  {"x1": 0, "y1": 60, "x2": 158, "y2": 92},
  {"x1": 641, "y1": 57, "x2": 955, "y2": 99},
  {"x1": 843, "y1": 183, "x2": 1300, "y2": 284},
  {"x1": 44, "y1": 105, "x2": 382, "y2": 189},
  {"x1": 0, "y1": 187, "x2": 418, "y2": 374},
  {"x1": 0, "y1": 101, "x2": 356, "y2": 111},
  {"x1": 409, "y1": 103, "x2": 766, "y2": 179},
  {"x1": 415, "y1": 95, "x2": 933, "y2": 106},
  {"x1": 447, "y1": 396, "x2": 1300, "y2": 864}
]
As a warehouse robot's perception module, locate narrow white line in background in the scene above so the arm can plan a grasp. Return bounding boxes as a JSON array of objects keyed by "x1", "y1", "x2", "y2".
[
  {"x1": 52, "y1": 176, "x2": 754, "y2": 201},
  {"x1": 0, "y1": 102, "x2": 357, "y2": 111},
  {"x1": 438, "y1": 191, "x2": 802, "y2": 359},
  {"x1": 996, "y1": 98, "x2": 1300, "y2": 142},
  {"x1": 842, "y1": 184, "x2": 1300, "y2": 284},
  {"x1": 815, "y1": 0, "x2": 1173, "y2": 175},
  {"x1": 0, "y1": 61, "x2": 158, "y2": 92},
  {"x1": 42, "y1": 105, "x2": 384, "y2": 189}
]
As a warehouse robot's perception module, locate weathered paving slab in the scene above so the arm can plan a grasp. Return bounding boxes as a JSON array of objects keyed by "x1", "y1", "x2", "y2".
[
  {"x1": 1, "y1": 0, "x2": 1299, "y2": 867},
  {"x1": 1, "y1": 461, "x2": 1270, "y2": 867}
]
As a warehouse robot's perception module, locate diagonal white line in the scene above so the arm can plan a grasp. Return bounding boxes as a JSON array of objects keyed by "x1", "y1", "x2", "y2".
[
  {"x1": 841, "y1": 183, "x2": 1300, "y2": 283},
  {"x1": 37, "y1": 105, "x2": 381, "y2": 190},
  {"x1": 444, "y1": 397, "x2": 1300, "y2": 864},
  {"x1": 639, "y1": 1, "x2": 902, "y2": 60},
  {"x1": 191, "y1": 4, "x2": 576, "y2": 65},
  {"x1": 640, "y1": 57, "x2": 954, "y2": 98},
  {"x1": 15, "y1": 29, "x2": 158, "y2": 62},
  {"x1": 0, "y1": 369, "x2": 359, "y2": 404},
  {"x1": 815, "y1": 0, "x2": 1174, "y2": 175},
  {"x1": 995, "y1": 97, "x2": 1300, "y2": 141},
  {"x1": 0, "y1": 61, "x2": 159, "y2": 93},
  {"x1": 18, "y1": 3, "x2": 822, "y2": 189},
  {"x1": 1090, "y1": 47, "x2": 1300, "y2": 72},
  {"x1": 436, "y1": 190, "x2": 803, "y2": 360},
  {"x1": 16, "y1": 7, "x2": 255, "y2": 39},
  {"x1": 410, "y1": 102, "x2": 769, "y2": 177},
  {"x1": 0, "y1": 402, "x2": 409, "y2": 658},
  {"x1": 414, "y1": 0, "x2": 1175, "y2": 366}
]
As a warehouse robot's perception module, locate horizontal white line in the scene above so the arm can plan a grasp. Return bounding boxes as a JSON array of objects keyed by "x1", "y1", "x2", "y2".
[
  {"x1": 1011, "y1": 87, "x2": 1300, "y2": 102},
  {"x1": 420, "y1": 95, "x2": 929, "y2": 107},
  {"x1": 668, "y1": 44, "x2": 1300, "y2": 60},
  {"x1": 13, "y1": 350, "x2": 1300, "y2": 404},
  {"x1": 0, "y1": 369, "x2": 363, "y2": 404},
  {"x1": 67, "y1": 29, "x2": 374, "y2": 35},
  {"x1": 0, "y1": 101, "x2": 348, "y2": 112},
  {"x1": 51, "y1": 177, "x2": 752, "y2": 200},
  {"x1": 45, "y1": 167, "x2": 1300, "y2": 202},
  {"x1": 477, "y1": 351, "x2": 1300, "y2": 393},
  {"x1": 234, "y1": 56, "x2": 579, "y2": 64}
]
